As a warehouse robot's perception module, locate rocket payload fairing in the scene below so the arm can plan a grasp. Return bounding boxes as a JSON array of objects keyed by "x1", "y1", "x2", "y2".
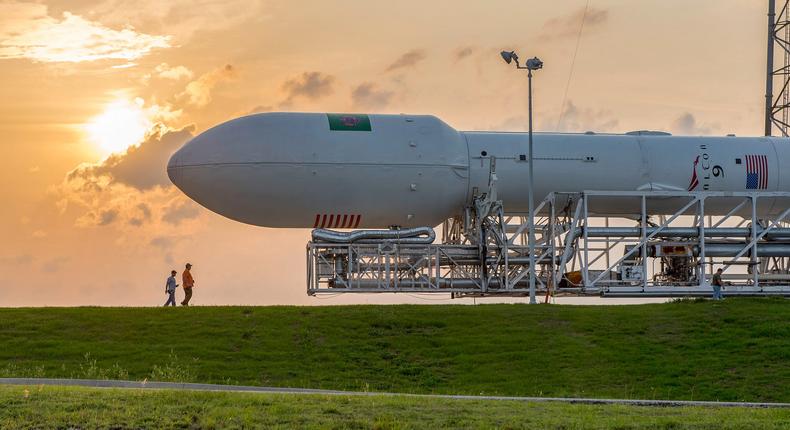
[{"x1": 167, "y1": 112, "x2": 790, "y2": 228}]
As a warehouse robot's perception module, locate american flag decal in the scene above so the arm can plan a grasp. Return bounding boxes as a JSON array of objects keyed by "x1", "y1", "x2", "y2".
[{"x1": 745, "y1": 154, "x2": 768, "y2": 190}]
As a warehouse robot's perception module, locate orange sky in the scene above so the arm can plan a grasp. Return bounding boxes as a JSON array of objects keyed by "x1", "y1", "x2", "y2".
[{"x1": 0, "y1": 0, "x2": 773, "y2": 306}]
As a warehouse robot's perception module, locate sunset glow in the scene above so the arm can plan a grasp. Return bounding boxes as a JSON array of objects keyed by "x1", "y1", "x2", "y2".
[
  {"x1": 0, "y1": 0, "x2": 776, "y2": 307},
  {"x1": 85, "y1": 99, "x2": 152, "y2": 156}
]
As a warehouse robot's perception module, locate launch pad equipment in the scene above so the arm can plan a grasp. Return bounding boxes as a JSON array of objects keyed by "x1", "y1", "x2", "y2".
[
  {"x1": 308, "y1": 186, "x2": 790, "y2": 298},
  {"x1": 167, "y1": 112, "x2": 790, "y2": 299}
]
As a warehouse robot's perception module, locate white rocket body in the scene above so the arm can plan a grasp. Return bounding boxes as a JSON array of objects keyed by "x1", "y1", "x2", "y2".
[{"x1": 167, "y1": 112, "x2": 790, "y2": 228}]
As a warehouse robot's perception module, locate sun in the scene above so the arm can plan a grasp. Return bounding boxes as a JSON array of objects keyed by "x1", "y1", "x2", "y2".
[{"x1": 85, "y1": 98, "x2": 152, "y2": 156}]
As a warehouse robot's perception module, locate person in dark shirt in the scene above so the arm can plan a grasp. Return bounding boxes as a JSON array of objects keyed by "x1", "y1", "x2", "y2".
[{"x1": 711, "y1": 268, "x2": 724, "y2": 300}]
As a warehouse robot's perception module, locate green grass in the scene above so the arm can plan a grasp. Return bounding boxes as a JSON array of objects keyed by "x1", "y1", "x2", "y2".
[
  {"x1": 1, "y1": 385, "x2": 788, "y2": 429},
  {"x1": 0, "y1": 298, "x2": 788, "y2": 402}
]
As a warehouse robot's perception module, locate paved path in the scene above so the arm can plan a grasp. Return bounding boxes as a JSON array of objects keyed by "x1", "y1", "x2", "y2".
[{"x1": 1, "y1": 378, "x2": 788, "y2": 409}]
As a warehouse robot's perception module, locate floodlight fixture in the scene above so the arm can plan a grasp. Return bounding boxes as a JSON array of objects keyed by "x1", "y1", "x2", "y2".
[
  {"x1": 500, "y1": 50, "x2": 517, "y2": 65},
  {"x1": 526, "y1": 57, "x2": 543, "y2": 71}
]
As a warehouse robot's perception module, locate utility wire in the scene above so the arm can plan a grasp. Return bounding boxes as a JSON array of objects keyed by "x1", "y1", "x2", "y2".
[{"x1": 556, "y1": 0, "x2": 591, "y2": 131}]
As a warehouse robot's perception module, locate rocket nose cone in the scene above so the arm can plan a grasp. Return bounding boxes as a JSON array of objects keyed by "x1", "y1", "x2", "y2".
[{"x1": 166, "y1": 149, "x2": 182, "y2": 189}]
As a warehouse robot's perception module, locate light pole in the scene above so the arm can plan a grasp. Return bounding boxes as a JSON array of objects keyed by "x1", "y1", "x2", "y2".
[{"x1": 501, "y1": 50, "x2": 543, "y2": 304}]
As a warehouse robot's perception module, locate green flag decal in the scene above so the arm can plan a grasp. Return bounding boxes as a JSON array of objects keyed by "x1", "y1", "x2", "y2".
[{"x1": 327, "y1": 113, "x2": 372, "y2": 131}]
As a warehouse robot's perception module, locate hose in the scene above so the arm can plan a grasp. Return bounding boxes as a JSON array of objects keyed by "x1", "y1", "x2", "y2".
[{"x1": 311, "y1": 227, "x2": 436, "y2": 244}]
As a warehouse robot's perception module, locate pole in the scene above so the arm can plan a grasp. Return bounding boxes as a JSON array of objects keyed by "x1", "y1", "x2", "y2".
[
  {"x1": 528, "y1": 68, "x2": 537, "y2": 304},
  {"x1": 767, "y1": 0, "x2": 776, "y2": 136}
]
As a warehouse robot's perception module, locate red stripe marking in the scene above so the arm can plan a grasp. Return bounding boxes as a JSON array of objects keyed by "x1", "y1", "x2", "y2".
[
  {"x1": 341, "y1": 214, "x2": 348, "y2": 228},
  {"x1": 749, "y1": 155, "x2": 753, "y2": 174},
  {"x1": 353, "y1": 214, "x2": 361, "y2": 228},
  {"x1": 327, "y1": 214, "x2": 334, "y2": 228},
  {"x1": 754, "y1": 155, "x2": 763, "y2": 188},
  {"x1": 766, "y1": 156, "x2": 770, "y2": 188},
  {"x1": 763, "y1": 155, "x2": 768, "y2": 189},
  {"x1": 759, "y1": 155, "x2": 763, "y2": 188},
  {"x1": 756, "y1": 156, "x2": 761, "y2": 188},
  {"x1": 748, "y1": 155, "x2": 753, "y2": 188},
  {"x1": 320, "y1": 214, "x2": 327, "y2": 228},
  {"x1": 313, "y1": 214, "x2": 320, "y2": 228}
]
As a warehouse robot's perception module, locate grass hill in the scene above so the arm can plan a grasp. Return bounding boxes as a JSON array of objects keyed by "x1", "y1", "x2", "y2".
[
  {"x1": 2, "y1": 385, "x2": 789, "y2": 429},
  {"x1": 0, "y1": 298, "x2": 788, "y2": 402}
]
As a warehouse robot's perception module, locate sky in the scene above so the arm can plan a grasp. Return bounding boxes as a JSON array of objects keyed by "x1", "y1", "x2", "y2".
[{"x1": 0, "y1": 0, "x2": 775, "y2": 306}]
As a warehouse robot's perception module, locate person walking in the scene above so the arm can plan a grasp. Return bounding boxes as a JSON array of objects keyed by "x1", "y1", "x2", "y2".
[
  {"x1": 164, "y1": 270, "x2": 178, "y2": 307},
  {"x1": 181, "y1": 263, "x2": 195, "y2": 306},
  {"x1": 711, "y1": 268, "x2": 724, "y2": 300}
]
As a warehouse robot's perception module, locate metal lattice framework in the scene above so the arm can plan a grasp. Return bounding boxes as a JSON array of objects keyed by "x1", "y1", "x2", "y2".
[
  {"x1": 766, "y1": 0, "x2": 790, "y2": 136},
  {"x1": 307, "y1": 186, "x2": 790, "y2": 298},
  {"x1": 552, "y1": 191, "x2": 790, "y2": 297}
]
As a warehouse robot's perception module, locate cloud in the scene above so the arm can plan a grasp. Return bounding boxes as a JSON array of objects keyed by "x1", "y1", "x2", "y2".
[
  {"x1": 41, "y1": 257, "x2": 69, "y2": 273},
  {"x1": 68, "y1": 125, "x2": 194, "y2": 191},
  {"x1": 0, "y1": 2, "x2": 46, "y2": 35},
  {"x1": 0, "y1": 254, "x2": 33, "y2": 266},
  {"x1": 494, "y1": 100, "x2": 618, "y2": 132},
  {"x1": 98, "y1": 209, "x2": 119, "y2": 226},
  {"x1": 351, "y1": 82, "x2": 394, "y2": 110},
  {"x1": 128, "y1": 203, "x2": 153, "y2": 226},
  {"x1": 178, "y1": 64, "x2": 236, "y2": 107},
  {"x1": 538, "y1": 6, "x2": 609, "y2": 42},
  {"x1": 385, "y1": 49, "x2": 426, "y2": 72},
  {"x1": 455, "y1": 46, "x2": 475, "y2": 61},
  {"x1": 150, "y1": 235, "x2": 192, "y2": 264},
  {"x1": 78, "y1": 202, "x2": 153, "y2": 229},
  {"x1": 162, "y1": 199, "x2": 201, "y2": 225},
  {"x1": 150, "y1": 237, "x2": 170, "y2": 249},
  {"x1": 556, "y1": 100, "x2": 619, "y2": 132},
  {"x1": 84, "y1": 0, "x2": 267, "y2": 43},
  {"x1": 248, "y1": 105, "x2": 273, "y2": 115},
  {"x1": 57, "y1": 124, "x2": 205, "y2": 239},
  {"x1": 671, "y1": 113, "x2": 717, "y2": 135},
  {"x1": 281, "y1": 72, "x2": 335, "y2": 105},
  {"x1": 0, "y1": 2, "x2": 170, "y2": 63},
  {"x1": 59, "y1": 175, "x2": 199, "y2": 234},
  {"x1": 31, "y1": 230, "x2": 47, "y2": 238},
  {"x1": 153, "y1": 63, "x2": 193, "y2": 80}
]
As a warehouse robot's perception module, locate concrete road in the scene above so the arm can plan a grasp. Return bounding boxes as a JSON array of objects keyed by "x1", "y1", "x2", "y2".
[{"x1": 1, "y1": 378, "x2": 788, "y2": 408}]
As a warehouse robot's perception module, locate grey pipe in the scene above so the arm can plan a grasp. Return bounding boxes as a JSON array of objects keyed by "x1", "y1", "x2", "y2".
[
  {"x1": 627, "y1": 243, "x2": 790, "y2": 258},
  {"x1": 331, "y1": 277, "x2": 538, "y2": 289},
  {"x1": 312, "y1": 227, "x2": 436, "y2": 244},
  {"x1": 584, "y1": 227, "x2": 790, "y2": 240}
]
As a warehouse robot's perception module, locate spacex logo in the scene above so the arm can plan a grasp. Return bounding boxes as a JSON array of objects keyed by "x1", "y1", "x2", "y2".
[
  {"x1": 687, "y1": 156, "x2": 700, "y2": 191},
  {"x1": 687, "y1": 145, "x2": 724, "y2": 191}
]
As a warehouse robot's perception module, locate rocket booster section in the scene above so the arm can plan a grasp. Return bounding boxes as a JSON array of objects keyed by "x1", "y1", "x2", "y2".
[{"x1": 167, "y1": 112, "x2": 790, "y2": 228}]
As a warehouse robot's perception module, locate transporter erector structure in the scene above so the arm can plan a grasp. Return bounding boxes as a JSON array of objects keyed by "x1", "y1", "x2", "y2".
[{"x1": 168, "y1": 112, "x2": 790, "y2": 297}]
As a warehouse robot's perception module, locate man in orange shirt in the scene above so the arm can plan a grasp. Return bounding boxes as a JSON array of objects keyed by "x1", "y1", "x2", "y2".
[{"x1": 181, "y1": 263, "x2": 195, "y2": 306}]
